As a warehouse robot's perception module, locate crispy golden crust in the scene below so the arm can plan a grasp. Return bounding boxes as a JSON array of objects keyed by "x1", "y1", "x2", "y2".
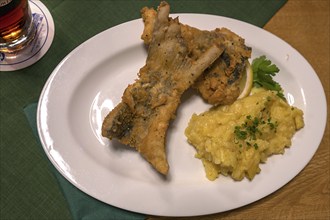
[
  {"x1": 102, "y1": 2, "x2": 223, "y2": 175},
  {"x1": 141, "y1": 9, "x2": 252, "y2": 105},
  {"x1": 141, "y1": 6, "x2": 157, "y2": 45}
]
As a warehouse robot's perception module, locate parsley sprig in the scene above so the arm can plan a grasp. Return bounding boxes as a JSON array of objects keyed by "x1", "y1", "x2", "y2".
[{"x1": 252, "y1": 55, "x2": 285, "y2": 99}]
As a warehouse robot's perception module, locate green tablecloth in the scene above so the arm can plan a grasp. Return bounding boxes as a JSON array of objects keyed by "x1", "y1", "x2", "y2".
[{"x1": 1, "y1": 1, "x2": 286, "y2": 219}]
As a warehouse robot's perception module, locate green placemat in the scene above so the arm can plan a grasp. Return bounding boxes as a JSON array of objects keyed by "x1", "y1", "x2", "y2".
[
  {"x1": 23, "y1": 103, "x2": 144, "y2": 220},
  {"x1": 2, "y1": 1, "x2": 286, "y2": 219}
]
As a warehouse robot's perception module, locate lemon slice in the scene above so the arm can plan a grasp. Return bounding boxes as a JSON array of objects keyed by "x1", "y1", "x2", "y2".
[{"x1": 237, "y1": 61, "x2": 253, "y2": 99}]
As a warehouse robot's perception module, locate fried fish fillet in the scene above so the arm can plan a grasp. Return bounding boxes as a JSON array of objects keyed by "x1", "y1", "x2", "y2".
[
  {"x1": 102, "y1": 2, "x2": 224, "y2": 175},
  {"x1": 141, "y1": 7, "x2": 251, "y2": 105},
  {"x1": 192, "y1": 27, "x2": 251, "y2": 105}
]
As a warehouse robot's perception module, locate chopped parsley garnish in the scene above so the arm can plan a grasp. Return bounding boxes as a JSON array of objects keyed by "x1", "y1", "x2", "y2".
[
  {"x1": 252, "y1": 55, "x2": 285, "y2": 99},
  {"x1": 234, "y1": 113, "x2": 278, "y2": 150}
]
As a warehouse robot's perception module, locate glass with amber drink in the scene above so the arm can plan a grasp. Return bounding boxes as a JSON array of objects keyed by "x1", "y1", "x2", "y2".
[{"x1": 0, "y1": 0, "x2": 37, "y2": 53}]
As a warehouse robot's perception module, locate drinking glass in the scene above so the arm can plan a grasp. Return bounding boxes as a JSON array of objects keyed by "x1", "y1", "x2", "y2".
[{"x1": 0, "y1": 0, "x2": 37, "y2": 53}]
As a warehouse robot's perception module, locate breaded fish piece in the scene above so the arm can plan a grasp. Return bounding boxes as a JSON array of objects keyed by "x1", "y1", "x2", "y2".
[
  {"x1": 141, "y1": 7, "x2": 251, "y2": 105},
  {"x1": 193, "y1": 28, "x2": 251, "y2": 105},
  {"x1": 102, "y1": 2, "x2": 224, "y2": 175}
]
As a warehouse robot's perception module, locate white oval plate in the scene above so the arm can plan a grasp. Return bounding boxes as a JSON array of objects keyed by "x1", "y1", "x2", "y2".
[{"x1": 37, "y1": 14, "x2": 327, "y2": 216}]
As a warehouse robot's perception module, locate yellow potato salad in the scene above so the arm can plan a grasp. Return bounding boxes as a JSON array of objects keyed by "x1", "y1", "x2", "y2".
[{"x1": 185, "y1": 89, "x2": 304, "y2": 181}]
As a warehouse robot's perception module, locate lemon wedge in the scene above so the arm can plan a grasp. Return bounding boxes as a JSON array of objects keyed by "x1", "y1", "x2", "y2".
[{"x1": 237, "y1": 61, "x2": 253, "y2": 99}]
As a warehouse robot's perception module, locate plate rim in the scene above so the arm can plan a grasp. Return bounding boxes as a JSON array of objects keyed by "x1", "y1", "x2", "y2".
[{"x1": 37, "y1": 13, "x2": 327, "y2": 216}]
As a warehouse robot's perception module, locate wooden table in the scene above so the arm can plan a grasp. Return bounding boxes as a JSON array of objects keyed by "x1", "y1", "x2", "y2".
[
  {"x1": 150, "y1": 0, "x2": 330, "y2": 219},
  {"x1": 1, "y1": 1, "x2": 328, "y2": 219}
]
